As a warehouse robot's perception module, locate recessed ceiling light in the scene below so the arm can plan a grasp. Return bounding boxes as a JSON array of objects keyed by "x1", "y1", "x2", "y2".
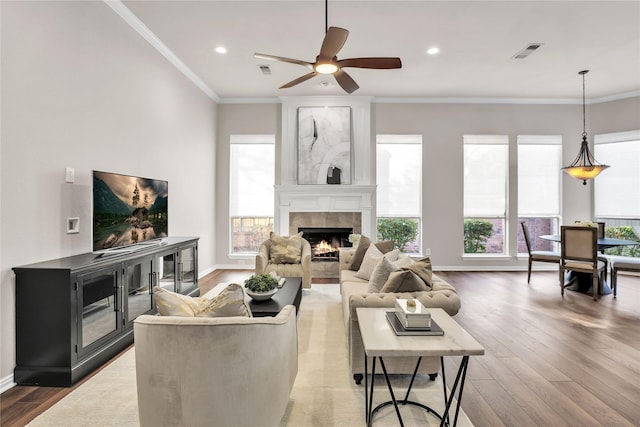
[
  {"x1": 426, "y1": 47, "x2": 440, "y2": 55},
  {"x1": 215, "y1": 46, "x2": 227, "y2": 54}
]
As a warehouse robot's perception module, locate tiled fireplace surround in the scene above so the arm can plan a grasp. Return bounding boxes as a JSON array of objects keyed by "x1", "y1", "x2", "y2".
[{"x1": 275, "y1": 185, "x2": 376, "y2": 277}]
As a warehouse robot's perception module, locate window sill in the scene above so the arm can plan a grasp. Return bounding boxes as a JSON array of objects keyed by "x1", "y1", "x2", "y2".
[
  {"x1": 228, "y1": 253, "x2": 257, "y2": 259},
  {"x1": 462, "y1": 254, "x2": 512, "y2": 260}
]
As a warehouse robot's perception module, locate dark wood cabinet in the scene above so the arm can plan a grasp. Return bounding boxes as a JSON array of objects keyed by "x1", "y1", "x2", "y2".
[{"x1": 12, "y1": 237, "x2": 198, "y2": 386}]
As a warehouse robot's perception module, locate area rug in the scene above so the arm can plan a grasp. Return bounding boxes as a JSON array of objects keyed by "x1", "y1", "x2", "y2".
[{"x1": 27, "y1": 284, "x2": 473, "y2": 427}]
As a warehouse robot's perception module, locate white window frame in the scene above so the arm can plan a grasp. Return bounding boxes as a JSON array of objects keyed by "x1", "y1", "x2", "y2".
[
  {"x1": 229, "y1": 134, "x2": 275, "y2": 256},
  {"x1": 594, "y1": 130, "x2": 640, "y2": 220},
  {"x1": 463, "y1": 135, "x2": 509, "y2": 257},
  {"x1": 517, "y1": 135, "x2": 562, "y2": 255},
  {"x1": 376, "y1": 134, "x2": 422, "y2": 254}
]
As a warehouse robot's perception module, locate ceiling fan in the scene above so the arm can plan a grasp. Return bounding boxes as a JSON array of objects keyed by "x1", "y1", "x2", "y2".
[{"x1": 254, "y1": 0, "x2": 402, "y2": 94}]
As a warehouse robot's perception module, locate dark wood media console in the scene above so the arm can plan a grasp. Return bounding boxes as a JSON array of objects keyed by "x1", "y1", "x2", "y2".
[{"x1": 12, "y1": 236, "x2": 199, "y2": 386}]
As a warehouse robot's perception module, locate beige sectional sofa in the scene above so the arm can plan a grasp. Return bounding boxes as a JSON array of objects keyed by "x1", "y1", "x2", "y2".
[{"x1": 339, "y1": 247, "x2": 461, "y2": 384}]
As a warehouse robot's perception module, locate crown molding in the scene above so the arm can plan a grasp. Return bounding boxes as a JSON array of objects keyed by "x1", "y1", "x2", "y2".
[
  {"x1": 104, "y1": 0, "x2": 219, "y2": 102},
  {"x1": 104, "y1": 1, "x2": 638, "y2": 107},
  {"x1": 219, "y1": 91, "x2": 640, "y2": 106}
]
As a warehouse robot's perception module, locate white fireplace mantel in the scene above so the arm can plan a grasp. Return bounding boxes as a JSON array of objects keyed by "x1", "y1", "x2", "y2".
[{"x1": 275, "y1": 185, "x2": 376, "y2": 238}]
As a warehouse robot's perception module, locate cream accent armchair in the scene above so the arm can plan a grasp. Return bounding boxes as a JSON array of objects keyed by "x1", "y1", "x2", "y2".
[
  {"x1": 134, "y1": 306, "x2": 298, "y2": 427},
  {"x1": 256, "y1": 238, "x2": 312, "y2": 289}
]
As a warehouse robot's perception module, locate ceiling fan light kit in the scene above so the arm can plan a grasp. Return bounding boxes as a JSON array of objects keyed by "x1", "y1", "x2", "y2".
[
  {"x1": 254, "y1": 1, "x2": 401, "y2": 94},
  {"x1": 561, "y1": 70, "x2": 610, "y2": 185},
  {"x1": 315, "y1": 62, "x2": 338, "y2": 74}
]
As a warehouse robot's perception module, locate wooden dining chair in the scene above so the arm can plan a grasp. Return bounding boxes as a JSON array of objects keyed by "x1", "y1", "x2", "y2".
[
  {"x1": 560, "y1": 225, "x2": 606, "y2": 301},
  {"x1": 574, "y1": 221, "x2": 609, "y2": 282},
  {"x1": 520, "y1": 222, "x2": 560, "y2": 283},
  {"x1": 595, "y1": 222, "x2": 610, "y2": 282}
]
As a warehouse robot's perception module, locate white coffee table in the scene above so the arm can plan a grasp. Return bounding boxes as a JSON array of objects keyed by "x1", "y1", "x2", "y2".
[{"x1": 357, "y1": 307, "x2": 484, "y2": 427}]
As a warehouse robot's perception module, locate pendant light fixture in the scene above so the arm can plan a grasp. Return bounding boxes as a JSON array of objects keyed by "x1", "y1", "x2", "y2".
[{"x1": 561, "y1": 70, "x2": 609, "y2": 185}]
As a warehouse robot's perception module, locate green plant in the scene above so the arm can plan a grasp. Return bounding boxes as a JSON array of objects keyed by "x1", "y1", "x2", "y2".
[
  {"x1": 377, "y1": 218, "x2": 419, "y2": 251},
  {"x1": 604, "y1": 226, "x2": 640, "y2": 257},
  {"x1": 464, "y1": 219, "x2": 494, "y2": 253},
  {"x1": 244, "y1": 274, "x2": 278, "y2": 292}
]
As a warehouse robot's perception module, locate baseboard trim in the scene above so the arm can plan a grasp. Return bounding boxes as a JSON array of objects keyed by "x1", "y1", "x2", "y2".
[
  {"x1": 1, "y1": 374, "x2": 16, "y2": 394},
  {"x1": 434, "y1": 265, "x2": 558, "y2": 272}
]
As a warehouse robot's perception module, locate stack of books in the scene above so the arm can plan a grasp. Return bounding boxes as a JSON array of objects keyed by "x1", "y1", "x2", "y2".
[{"x1": 395, "y1": 298, "x2": 431, "y2": 329}]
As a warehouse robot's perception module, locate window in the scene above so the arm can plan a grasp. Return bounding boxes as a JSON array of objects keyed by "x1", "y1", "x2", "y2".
[
  {"x1": 376, "y1": 135, "x2": 422, "y2": 253},
  {"x1": 594, "y1": 130, "x2": 640, "y2": 257},
  {"x1": 517, "y1": 135, "x2": 562, "y2": 253},
  {"x1": 229, "y1": 135, "x2": 275, "y2": 254},
  {"x1": 463, "y1": 135, "x2": 508, "y2": 255}
]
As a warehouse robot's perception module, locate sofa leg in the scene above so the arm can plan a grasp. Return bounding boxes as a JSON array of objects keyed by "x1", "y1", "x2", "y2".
[
  {"x1": 429, "y1": 373, "x2": 438, "y2": 381},
  {"x1": 353, "y1": 374, "x2": 363, "y2": 385}
]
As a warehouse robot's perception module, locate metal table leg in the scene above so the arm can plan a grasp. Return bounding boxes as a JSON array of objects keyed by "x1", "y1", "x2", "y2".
[{"x1": 365, "y1": 355, "x2": 471, "y2": 427}]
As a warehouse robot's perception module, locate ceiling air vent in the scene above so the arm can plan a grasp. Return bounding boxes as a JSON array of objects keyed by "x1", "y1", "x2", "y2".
[
  {"x1": 258, "y1": 64, "x2": 272, "y2": 75},
  {"x1": 513, "y1": 43, "x2": 543, "y2": 60}
]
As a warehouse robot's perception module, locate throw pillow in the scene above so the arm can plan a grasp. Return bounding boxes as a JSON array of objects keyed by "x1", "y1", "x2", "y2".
[
  {"x1": 269, "y1": 232, "x2": 304, "y2": 264},
  {"x1": 367, "y1": 256, "x2": 399, "y2": 293},
  {"x1": 349, "y1": 235, "x2": 372, "y2": 271},
  {"x1": 380, "y1": 270, "x2": 429, "y2": 293},
  {"x1": 198, "y1": 283, "x2": 252, "y2": 317},
  {"x1": 154, "y1": 284, "x2": 252, "y2": 318},
  {"x1": 355, "y1": 243, "x2": 383, "y2": 280},
  {"x1": 374, "y1": 240, "x2": 395, "y2": 254},
  {"x1": 348, "y1": 236, "x2": 395, "y2": 271},
  {"x1": 402, "y1": 257, "x2": 433, "y2": 288},
  {"x1": 154, "y1": 287, "x2": 201, "y2": 316},
  {"x1": 384, "y1": 248, "x2": 401, "y2": 262},
  {"x1": 394, "y1": 253, "x2": 415, "y2": 268}
]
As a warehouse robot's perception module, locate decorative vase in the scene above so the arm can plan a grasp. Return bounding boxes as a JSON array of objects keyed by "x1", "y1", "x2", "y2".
[{"x1": 246, "y1": 288, "x2": 278, "y2": 301}]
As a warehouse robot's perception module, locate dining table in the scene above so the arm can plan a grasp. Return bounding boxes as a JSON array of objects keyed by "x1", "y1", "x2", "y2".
[{"x1": 539, "y1": 234, "x2": 638, "y2": 295}]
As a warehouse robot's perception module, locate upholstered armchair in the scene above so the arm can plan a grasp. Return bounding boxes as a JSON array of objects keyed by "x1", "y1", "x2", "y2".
[
  {"x1": 256, "y1": 233, "x2": 312, "y2": 289},
  {"x1": 134, "y1": 305, "x2": 298, "y2": 427}
]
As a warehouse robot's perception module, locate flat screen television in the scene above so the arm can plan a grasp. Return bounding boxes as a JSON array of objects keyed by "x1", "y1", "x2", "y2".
[{"x1": 92, "y1": 170, "x2": 168, "y2": 253}]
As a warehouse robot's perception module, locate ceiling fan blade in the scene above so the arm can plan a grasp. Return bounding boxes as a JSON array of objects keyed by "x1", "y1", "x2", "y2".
[
  {"x1": 334, "y1": 69, "x2": 359, "y2": 94},
  {"x1": 338, "y1": 57, "x2": 402, "y2": 69},
  {"x1": 254, "y1": 53, "x2": 314, "y2": 69},
  {"x1": 318, "y1": 27, "x2": 349, "y2": 60},
  {"x1": 280, "y1": 72, "x2": 318, "y2": 89}
]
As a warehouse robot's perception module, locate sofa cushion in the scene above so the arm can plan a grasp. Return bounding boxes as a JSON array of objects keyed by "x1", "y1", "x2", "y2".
[
  {"x1": 269, "y1": 232, "x2": 303, "y2": 264},
  {"x1": 380, "y1": 270, "x2": 430, "y2": 292},
  {"x1": 154, "y1": 284, "x2": 252, "y2": 318},
  {"x1": 367, "y1": 256, "x2": 399, "y2": 293}
]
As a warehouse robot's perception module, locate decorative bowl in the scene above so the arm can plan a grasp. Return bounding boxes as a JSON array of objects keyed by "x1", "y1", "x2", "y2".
[{"x1": 246, "y1": 287, "x2": 278, "y2": 301}]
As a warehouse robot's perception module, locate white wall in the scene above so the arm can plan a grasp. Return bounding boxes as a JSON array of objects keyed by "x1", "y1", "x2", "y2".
[
  {"x1": 215, "y1": 103, "x2": 279, "y2": 268},
  {"x1": 214, "y1": 98, "x2": 639, "y2": 269},
  {"x1": 0, "y1": 1, "x2": 217, "y2": 388}
]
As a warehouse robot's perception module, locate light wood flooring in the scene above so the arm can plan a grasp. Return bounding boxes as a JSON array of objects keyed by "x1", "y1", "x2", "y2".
[{"x1": 1, "y1": 269, "x2": 639, "y2": 426}]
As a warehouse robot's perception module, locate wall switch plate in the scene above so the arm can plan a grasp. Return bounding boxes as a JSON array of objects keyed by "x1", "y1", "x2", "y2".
[
  {"x1": 67, "y1": 217, "x2": 80, "y2": 234},
  {"x1": 65, "y1": 167, "x2": 75, "y2": 183}
]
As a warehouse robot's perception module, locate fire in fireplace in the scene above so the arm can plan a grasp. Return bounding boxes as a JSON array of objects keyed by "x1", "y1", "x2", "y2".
[{"x1": 298, "y1": 227, "x2": 353, "y2": 261}]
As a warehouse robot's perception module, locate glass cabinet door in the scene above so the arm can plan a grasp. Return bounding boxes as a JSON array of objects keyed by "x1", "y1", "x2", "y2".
[
  {"x1": 177, "y1": 245, "x2": 197, "y2": 294},
  {"x1": 76, "y1": 266, "x2": 121, "y2": 357},
  {"x1": 124, "y1": 256, "x2": 155, "y2": 329},
  {"x1": 154, "y1": 251, "x2": 177, "y2": 292}
]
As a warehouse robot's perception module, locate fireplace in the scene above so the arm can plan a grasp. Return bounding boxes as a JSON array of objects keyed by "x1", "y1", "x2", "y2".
[{"x1": 299, "y1": 227, "x2": 353, "y2": 262}]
